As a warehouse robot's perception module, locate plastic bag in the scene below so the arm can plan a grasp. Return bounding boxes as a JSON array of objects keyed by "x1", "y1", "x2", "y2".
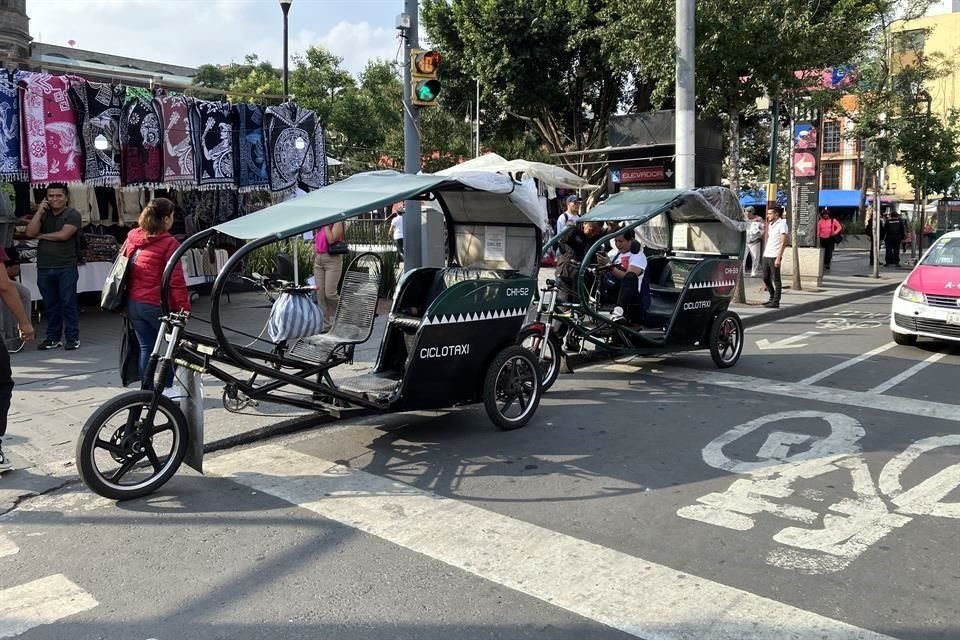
[{"x1": 267, "y1": 292, "x2": 324, "y2": 343}]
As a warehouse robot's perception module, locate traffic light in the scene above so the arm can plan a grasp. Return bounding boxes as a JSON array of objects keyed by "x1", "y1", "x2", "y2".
[{"x1": 410, "y1": 48, "x2": 442, "y2": 107}]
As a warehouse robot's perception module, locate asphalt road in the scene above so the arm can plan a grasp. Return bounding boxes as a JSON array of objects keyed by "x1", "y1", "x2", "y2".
[{"x1": 2, "y1": 293, "x2": 959, "y2": 639}]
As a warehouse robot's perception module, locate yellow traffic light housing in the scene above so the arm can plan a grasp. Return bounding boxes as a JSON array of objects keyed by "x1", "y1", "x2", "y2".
[{"x1": 410, "y1": 48, "x2": 442, "y2": 107}]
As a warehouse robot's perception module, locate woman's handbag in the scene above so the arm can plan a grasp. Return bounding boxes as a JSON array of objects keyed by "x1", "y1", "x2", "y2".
[
  {"x1": 323, "y1": 226, "x2": 349, "y2": 255},
  {"x1": 101, "y1": 244, "x2": 134, "y2": 313},
  {"x1": 119, "y1": 317, "x2": 141, "y2": 387},
  {"x1": 327, "y1": 239, "x2": 349, "y2": 255}
]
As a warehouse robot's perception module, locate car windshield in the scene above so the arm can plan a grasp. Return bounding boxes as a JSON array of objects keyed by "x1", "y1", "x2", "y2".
[{"x1": 921, "y1": 237, "x2": 960, "y2": 266}]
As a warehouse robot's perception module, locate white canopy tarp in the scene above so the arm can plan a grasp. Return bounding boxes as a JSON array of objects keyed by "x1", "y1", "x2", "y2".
[{"x1": 438, "y1": 153, "x2": 596, "y2": 189}]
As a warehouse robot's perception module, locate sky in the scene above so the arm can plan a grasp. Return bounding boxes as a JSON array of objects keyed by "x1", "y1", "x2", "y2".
[{"x1": 27, "y1": 0, "x2": 407, "y2": 78}]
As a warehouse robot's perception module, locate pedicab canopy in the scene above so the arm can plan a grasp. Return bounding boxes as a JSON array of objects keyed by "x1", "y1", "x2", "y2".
[
  {"x1": 210, "y1": 170, "x2": 547, "y2": 274},
  {"x1": 581, "y1": 186, "x2": 746, "y2": 255}
]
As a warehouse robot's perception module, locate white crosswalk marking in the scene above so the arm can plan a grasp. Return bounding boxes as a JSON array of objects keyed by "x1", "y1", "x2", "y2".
[
  {"x1": 207, "y1": 444, "x2": 894, "y2": 640},
  {"x1": 0, "y1": 574, "x2": 97, "y2": 638},
  {"x1": 798, "y1": 342, "x2": 897, "y2": 385},
  {"x1": 626, "y1": 365, "x2": 960, "y2": 422},
  {"x1": 868, "y1": 352, "x2": 948, "y2": 394}
]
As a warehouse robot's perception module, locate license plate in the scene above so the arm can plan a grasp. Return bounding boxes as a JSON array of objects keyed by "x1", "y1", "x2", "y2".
[{"x1": 947, "y1": 312, "x2": 960, "y2": 326}]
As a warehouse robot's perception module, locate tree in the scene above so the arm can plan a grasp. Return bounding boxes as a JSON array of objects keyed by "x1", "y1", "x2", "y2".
[
  {"x1": 289, "y1": 47, "x2": 356, "y2": 129},
  {"x1": 422, "y1": 0, "x2": 641, "y2": 190}
]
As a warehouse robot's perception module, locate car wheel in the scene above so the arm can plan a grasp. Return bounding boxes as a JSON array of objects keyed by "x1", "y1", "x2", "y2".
[{"x1": 892, "y1": 331, "x2": 917, "y2": 346}]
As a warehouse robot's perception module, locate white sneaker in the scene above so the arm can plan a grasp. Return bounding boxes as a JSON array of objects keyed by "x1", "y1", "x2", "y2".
[{"x1": 610, "y1": 306, "x2": 625, "y2": 322}]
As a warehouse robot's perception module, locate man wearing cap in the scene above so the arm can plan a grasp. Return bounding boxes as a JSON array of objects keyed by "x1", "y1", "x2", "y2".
[{"x1": 556, "y1": 195, "x2": 582, "y2": 236}]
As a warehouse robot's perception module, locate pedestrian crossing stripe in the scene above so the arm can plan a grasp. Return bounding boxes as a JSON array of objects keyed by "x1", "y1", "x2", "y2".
[
  {"x1": 0, "y1": 574, "x2": 97, "y2": 638},
  {"x1": 206, "y1": 444, "x2": 894, "y2": 640}
]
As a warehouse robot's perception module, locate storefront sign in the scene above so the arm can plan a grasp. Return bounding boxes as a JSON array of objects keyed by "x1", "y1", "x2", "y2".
[{"x1": 620, "y1": 166, "x2": 667, "y2": 184}]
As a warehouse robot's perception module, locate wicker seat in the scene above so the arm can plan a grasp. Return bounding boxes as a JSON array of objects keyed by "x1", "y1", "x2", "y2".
[{"x1": 288, "y1": 253, "x2": 383, "y2": 365}]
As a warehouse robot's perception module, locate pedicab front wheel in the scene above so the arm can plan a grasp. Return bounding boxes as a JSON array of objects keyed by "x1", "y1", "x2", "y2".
[
  {"x1": 76, "y1": 391, "x2": 190, "y2": 501},
  {"x1": 517, "y1": 328, "x2": 562, "y2": 391},
  {"x1": 483, "y1": 345, "x2": 543, "y2": 431},
  {"x1": 709, "y1": 310, "x2": 744, "y2": 369}
]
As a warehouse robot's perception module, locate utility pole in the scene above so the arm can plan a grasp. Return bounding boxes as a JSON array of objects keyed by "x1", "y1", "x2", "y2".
[
  {"x1": 400, "y1": 0, "x2": 422, "y2": 270},
  {"x1": 675, "y1": 0, "x2": 696, "y2": 189}
]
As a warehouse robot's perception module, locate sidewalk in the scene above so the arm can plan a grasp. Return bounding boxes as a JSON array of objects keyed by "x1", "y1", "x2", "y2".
[
  {"x1": 0, "y1": 250, "x2": 902, "y2": 510},
  {"x1": 732, "y1": 248, "x2": 902, "y2": 326}
]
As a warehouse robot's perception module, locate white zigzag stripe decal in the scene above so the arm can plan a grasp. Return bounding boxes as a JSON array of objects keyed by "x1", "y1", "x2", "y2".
[
  {"x1": 689, "y1": 280, "x2": 736, "y2": 290},
  {"x1": 423, "y1": 307, "x2": 527, "y2": 326}
]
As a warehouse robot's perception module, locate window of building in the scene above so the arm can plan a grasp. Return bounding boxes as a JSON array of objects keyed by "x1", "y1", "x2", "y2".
[
  {"x1": 896, "y1": 29, "x2": 926, "y2": 53},
  {"x1": 852, "y1": 161, "x2": 862, "y2": 190},
  {"x1": 822, "y1": 162, "x2": 841, "y2": 190},
  {"x1": 823, "y1": 121, "x2": 841, "y2": 154}
]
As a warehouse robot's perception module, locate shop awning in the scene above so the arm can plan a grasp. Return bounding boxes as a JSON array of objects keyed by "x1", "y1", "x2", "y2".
[
  {"x1": 211, "y1": 170, "x2": 545, "y2": 240},
  {"x1": 739, "y1": 190, "x2": 787, "y2": 208},
  {"x1": 819, "y1": 189, "x2": 862, "y2": 208}
]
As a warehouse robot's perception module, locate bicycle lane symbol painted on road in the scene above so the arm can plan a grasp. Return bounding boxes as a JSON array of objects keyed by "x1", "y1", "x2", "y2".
[
  {"x1": 677, "y1": 411, "x2": 960, "y2": 575},
  {"x1": 813, "y1": 309, "x2": 889, "y2": 332}
]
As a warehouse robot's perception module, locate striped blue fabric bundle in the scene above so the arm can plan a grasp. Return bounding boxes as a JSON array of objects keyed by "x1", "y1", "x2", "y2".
[{"x1": 267, "y1": 292, "x2": 324, "y2": 343}]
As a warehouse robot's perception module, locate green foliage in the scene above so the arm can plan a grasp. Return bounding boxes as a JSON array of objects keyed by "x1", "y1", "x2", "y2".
[{"x1": 422, "y1": 0, "x2": 635, "y2": 184}]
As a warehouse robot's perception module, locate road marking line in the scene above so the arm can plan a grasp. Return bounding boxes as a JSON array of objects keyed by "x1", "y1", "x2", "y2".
[
  {"x1": 632, "y1": 365, "x2": 960, "y2": 423},
  {"x1": 0, "y1": 535, "x2": 17, "y2": 559},
  {"x1": 798, "y1": 342, "x2": 897, "y2": 385},
  {"x1": 0, "y1": 574, "x2": 97, "y2": 638},
  {"x1": 868, "y1": 352, "x2": 948, "y2": 394},
  {"x1": 207, "y1": 444, "x2": 894, "y2": 640}
]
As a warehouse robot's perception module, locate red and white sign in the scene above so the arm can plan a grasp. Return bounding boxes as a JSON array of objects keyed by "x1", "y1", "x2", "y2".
[
  {"x1": 621, "y1": 166, "x2": 667, "y2": 183},
  {"x1": 793, "y1": 152, "x2": 816, "y2": 178}
]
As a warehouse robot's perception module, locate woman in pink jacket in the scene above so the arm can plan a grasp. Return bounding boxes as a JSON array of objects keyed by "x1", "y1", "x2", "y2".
[
  {"x1": 817, "y1": 209, "x2": 843, "y2": 271},
  {"x1": 124, "y1": 198, "x2": 191, "y2": 391}
]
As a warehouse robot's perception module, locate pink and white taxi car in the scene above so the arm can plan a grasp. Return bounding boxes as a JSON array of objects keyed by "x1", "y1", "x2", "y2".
[{"x1": 891, "y1": 230, "x2": 960, "y2": 345}]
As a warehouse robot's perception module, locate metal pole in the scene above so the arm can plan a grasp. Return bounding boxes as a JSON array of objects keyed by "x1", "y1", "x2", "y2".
[
  {"x1": 766, "y1": 98, "x2": 780, "y2": 212},
  {"x1": 475, "y1": 78, "x2": 480, "y2": 158},
  {"x1": 402, "y1": 0, "x2": 422, "y2": 270},
  {"x1": 675, "y1": 0, "x2": 696, "y2": 189},
  {"x1": 281, "y1": 2, "x2": 291, "y2": 100}
]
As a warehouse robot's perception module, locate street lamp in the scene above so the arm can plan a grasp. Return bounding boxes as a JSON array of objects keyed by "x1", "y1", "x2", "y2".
[
  {"x1": 915, "y1": 89, "x2": 932, "y2": 259},
  {"x1": 279, "y1": 0, "x2": 292, "y2": 100}
]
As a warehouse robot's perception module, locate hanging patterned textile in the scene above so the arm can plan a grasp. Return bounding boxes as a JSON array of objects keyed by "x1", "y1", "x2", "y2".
[
  {"x1": 190, "y1": 100, "x2": 236, "y2": 190},
  {"x1": 264, "y1": 102, "x2": 319, "y2": 193},
  {"x1": 69, "y1": 80, "x2": 124, "y2": 187},
  {"x1": 19, "y1": 73, "x2": 84, "y2": 185},
  {"x1": 298, "y1": 121, "x2": 328, "y2": 190},
  {"x1": 233, "y1": 103, "x2": 269, "y2": 193},
  {"x1": 120, "y1": 87, "x2": 163, "y2": 187},
  {"x1": 155, "y1": 95, "x2": 196, "y2": 189},
  {"x1": 0, "y1": 71, "x2": 27, "y2": 181}
]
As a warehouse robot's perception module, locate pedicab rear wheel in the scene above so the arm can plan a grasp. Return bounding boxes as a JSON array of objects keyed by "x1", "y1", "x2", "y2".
[
  {"x1": 76, "y1": 391, "x2": 190, "y2": 501},
  {"x1": 483, "y1": 345, "x2": 543, "y2": 431},
  {"x1": 709, "y1": 310, "x2": 743, "y2": 369},
  {"x1": 518, "y1": 328, "x2": 562, "y2": 391}
]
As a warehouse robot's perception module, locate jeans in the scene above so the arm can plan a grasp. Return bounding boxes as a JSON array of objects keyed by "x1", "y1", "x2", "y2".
[
  {"x1": 313, "y1": 252, "x2": 342, "y2": 332},
  {"x1": 762, "y1": 257, "x2": 782, "y2": 302},
  {"x1": 745, "y1": 241, "x2": 762, "y2": 276},
  {"x1": 37, "y1": 266, "x2": 79, "y2": 343},
  {"x1": 0, "y1": 340, "x2": 12, "y2": 438},
  {"x1": 821, "y1": 237, "x2": 835, "y2": 268},
  {"x1": 615, "y1": 272, "x2": 645, "y2": 322},
  {"x1": 128, "y1": 300, "x2": 173, "y2": 388}
]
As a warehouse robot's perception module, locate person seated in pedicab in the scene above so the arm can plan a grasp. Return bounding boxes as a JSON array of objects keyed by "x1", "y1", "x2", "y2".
[
  {"x1": 555, "y1": 220, "x2": 608, "y2": 291},
  {"x1": 600, "y1": 228, "x2": 649, "y2": 323}
]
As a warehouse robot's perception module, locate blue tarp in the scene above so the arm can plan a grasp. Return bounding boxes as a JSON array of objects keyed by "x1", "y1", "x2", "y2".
[
  {"x1": 819, "y1": 190, "x2": 862, "y2": 208},
  {"x1": 739, "y1": 190, "x2": 787, "y2": 208}
]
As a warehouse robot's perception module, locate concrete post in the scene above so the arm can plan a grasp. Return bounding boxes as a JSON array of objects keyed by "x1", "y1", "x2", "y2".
[
  {"x1": 402, "y1": 0, "x2": 422, "y2": 270},
  {"x1": 675, "y1": 0, "x2": 696, "y2": 189}
]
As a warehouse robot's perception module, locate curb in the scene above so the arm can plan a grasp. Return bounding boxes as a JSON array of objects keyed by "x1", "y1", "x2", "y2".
[
  {"x1": 564, "y1": 280, "x2": 900, "y2": 369},
  {"x1": 738, "y1": 281, "x2": 899, "y2": 328}
]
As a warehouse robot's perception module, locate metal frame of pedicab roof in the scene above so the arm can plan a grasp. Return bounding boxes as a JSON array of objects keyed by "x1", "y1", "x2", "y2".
[
  {"x1": 157, "y1": 171, "x2": 546, "y2": 408},
  {"x1": 558, "y1": 187, "x2": 747, "y2": 348}
]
